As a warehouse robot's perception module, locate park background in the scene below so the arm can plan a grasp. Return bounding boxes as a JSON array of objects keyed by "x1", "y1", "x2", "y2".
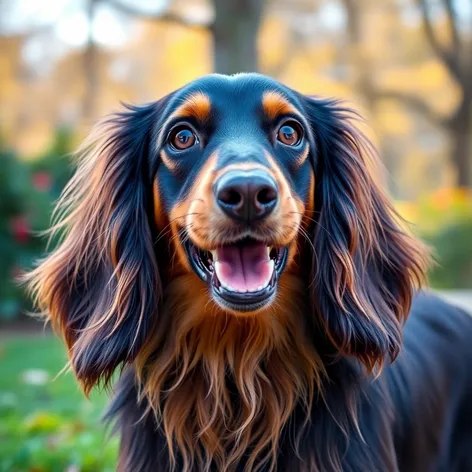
[{"x1": 1, "y1": 0, "x2": 471, "y2": 470}]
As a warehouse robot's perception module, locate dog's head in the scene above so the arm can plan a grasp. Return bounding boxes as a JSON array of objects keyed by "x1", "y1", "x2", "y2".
[
  {"x1": 156, "y1": 77, "x2": 314, "y2": 313},
  {"x1": 27, "y1": 73, "x2": 427, "y2": 469}
]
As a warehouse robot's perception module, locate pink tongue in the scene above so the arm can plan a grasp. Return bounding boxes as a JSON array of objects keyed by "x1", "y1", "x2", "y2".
[{"x1": 215, "y1": 241, "x2": 273, "y2": 292}]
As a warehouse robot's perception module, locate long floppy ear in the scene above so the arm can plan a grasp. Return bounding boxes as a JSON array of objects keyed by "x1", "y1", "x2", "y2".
[
  {"x1": 304, "y1": 97, "x2": 429, "y2": 372},
  {"x1": 26, "y1": 100, "x2": 168, "y2": 393}
]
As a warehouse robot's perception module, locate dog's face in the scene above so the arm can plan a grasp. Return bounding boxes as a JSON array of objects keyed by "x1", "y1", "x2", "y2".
[
  {"x1": 27, "y1": 72, "x2": 427, "y2": 402},
  {"x1": 155, "y1": 75, "x2": 313, "y2": 314}
]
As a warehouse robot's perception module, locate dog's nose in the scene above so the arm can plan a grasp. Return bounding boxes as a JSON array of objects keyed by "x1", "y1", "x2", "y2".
[{"x1": 214, "y1": 170, "x2": 278, "y2": 221}]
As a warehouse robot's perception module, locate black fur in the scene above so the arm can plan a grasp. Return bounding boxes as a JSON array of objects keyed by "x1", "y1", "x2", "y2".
[{"x1": 108, "y1": 293, "x2": 472, "y2": 471}]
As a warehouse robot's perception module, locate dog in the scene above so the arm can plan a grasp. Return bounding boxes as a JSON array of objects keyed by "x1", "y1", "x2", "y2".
[{"x1": 27, "y1": 74, "x2": 472, "y2": 471}]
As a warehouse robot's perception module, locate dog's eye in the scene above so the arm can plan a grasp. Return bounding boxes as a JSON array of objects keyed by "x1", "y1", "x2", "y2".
[
  {"x1": 277, "y1": 122, "x2": 302, "y2": 146},
  {"x1": 170, "y1": 126, "x2": 198, "y2": 150}
]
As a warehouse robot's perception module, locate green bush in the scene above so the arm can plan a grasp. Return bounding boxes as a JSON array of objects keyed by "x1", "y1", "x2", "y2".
[
  {"x1": 396, "y1": 188, "x2": 472, "y2": 289},
  {"x1": 0, "y1": 130, "x2": 73, "y2": 320},
  {"x1": 424, "y1": 219, "x2": 472, "y2": 289}
]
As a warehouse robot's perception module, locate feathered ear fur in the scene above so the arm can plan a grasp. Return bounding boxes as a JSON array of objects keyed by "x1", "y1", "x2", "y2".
[
  {"x1": 304, "y1": 97, "x2": 429, "y2": 372},
  {"x1": 26, "y1": 101, "x2": 168, "y2": 393}
]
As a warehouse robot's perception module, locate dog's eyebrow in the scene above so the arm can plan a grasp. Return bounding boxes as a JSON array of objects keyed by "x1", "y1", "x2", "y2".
[
  {"x1": 262, "y1": 91, "x2": 302, "y2": 120},
  {"x1": 156, "y1": 92, "x2": 212, "y2": 147},
  {"x1": 171, "y1": 92, "x2": 212, "y2": 123}
]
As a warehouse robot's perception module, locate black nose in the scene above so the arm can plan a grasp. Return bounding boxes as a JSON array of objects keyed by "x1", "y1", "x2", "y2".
[{"x1": 214, "y1": 170, "x2": 279, "y2": 222}]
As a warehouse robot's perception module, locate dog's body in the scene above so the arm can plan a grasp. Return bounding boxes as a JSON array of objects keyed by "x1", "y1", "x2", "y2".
[
  {"x1": 110, "y1": 293, "x2": 472, "y2": 472},
  {"x1": 27, "y1": 74, "x2": 472, "y2": 471}
]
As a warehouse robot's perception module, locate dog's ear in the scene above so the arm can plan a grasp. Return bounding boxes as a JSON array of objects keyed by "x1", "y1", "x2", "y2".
[
  {"x1": 303, "y1": 97, "x2": 429, "y2": 372},
  {"x1": 26, "y1": 98, "x2": 170, "y2": 393}
]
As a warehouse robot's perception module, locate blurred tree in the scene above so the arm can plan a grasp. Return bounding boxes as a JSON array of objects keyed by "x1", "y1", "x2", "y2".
[
  {"x1": 212, "y1": 0, "x2": 263, "y2": 73},
  {"x1": 339, "y1": 0, "x2": 471, "y2": 189},
  {"x1": 1, "y1": 0, "x2": 469, "y2": 197},
  {"x1": 365, "y1": 0, "x2": 471, "y2": 188},
  {"x1": 414, "y1": 0, "x2": 472, "y2": 187},
  {"x1": 340, "y1": 0, "x2": 373, "y2": 104},
  {"x1": 106, "y1": 0, "x2": 265, "y2": 74}
]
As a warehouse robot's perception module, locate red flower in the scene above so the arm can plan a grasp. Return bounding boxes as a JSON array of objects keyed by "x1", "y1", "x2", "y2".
[
  {"x1": 32, "y1": 171, "x2": 52, "y2": 192},
  {"x1": 9, "y1": 216, "x2": 30, "y2": 244}
]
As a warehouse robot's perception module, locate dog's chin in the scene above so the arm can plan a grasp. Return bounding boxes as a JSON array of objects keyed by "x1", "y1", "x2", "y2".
[{"x1": 184, "y1": 236, "x2": 289, "y2": 315}]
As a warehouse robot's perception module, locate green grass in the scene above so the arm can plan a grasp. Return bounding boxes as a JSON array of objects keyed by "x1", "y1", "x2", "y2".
[{"x1": 0, "y1": 334, "x2": 118, "y2": 471}]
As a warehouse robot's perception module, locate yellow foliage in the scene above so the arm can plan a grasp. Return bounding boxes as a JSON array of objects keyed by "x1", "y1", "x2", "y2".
[
  {"x1": 16, "y1": 121, "x2": 54, "y2": 159},
  {"x1": 375, "y1": 60, "x2": 460, "y2": 116},
  {"x1": 304, "y1": 43, "x2": 338, "y2": 69},
  {"x1": 395, "y1": 188, "x2": 472, "y2": 234},
  {"x1": 159, "y1": 26, "x2": 211, "y2": 89},
  {"x1": 375, "y1": 100, "x2": 414, "y2": 135},
  {"x1": 281, "y1": 57, "x2": 352, "y2": 98},
  {"x1": 418, "y1": 61, "x2": 451, "y2": 90},
  {"x1": 259, "y1": 17, "x2": 291, "y2": 72}
]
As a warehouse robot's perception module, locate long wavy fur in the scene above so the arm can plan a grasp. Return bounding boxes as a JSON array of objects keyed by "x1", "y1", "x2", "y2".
[
  {"x1": 132, "y1": 273, "x2": 324, "y2": 472},
  {"x1": 305, "y1": 97, "x2": 428, "y2": 373},
  {"x1": 25, "y1": 94, "x2": 428, "y2": 472},
  {"x1": 24, "y1": 102, "x2": 163, "y2": 393}
]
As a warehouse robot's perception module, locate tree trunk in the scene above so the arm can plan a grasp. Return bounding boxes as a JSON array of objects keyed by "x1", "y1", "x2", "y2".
[
  {"x1": 449, "y1": 98, "x2": 472, "y2": 187},
  {"x1": 211, "y1": 0, "x2": 264, "y2": 74}
]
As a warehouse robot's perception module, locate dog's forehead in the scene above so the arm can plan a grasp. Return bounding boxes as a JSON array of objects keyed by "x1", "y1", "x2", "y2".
[{"x1": 168, "y1": 73, "x2": 299, "y2": 119}]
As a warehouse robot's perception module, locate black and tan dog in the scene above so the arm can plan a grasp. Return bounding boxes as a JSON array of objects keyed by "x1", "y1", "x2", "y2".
[{"x1": 27, "y1": 74, "x2": 472, "y2": 471}]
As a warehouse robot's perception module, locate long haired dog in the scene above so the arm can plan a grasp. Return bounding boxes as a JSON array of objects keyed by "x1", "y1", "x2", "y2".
[{"x1": 27, "y1": 74, "x2": 472, "y2": 472}]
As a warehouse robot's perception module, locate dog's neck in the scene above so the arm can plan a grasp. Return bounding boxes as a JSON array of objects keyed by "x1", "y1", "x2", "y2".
[{"x1": 134, "y1": 272, "x2": 323, "y2": 471}]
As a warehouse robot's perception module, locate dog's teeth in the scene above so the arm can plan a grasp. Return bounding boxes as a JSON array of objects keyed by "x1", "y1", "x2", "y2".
[
  {"x1": 211, "y1": 250, "x2": 218, "y2": 261},
  {"x1": 220, "y1": 280, "x2": 229, "y2": 290},
  {"x1": 266, "y1": 246, "x2": 271, "y2": 258}
]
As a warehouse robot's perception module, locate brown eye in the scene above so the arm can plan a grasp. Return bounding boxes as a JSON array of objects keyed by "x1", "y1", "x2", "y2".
[
  {"x1": 170, "y1": 127, "x2": 197, "y2": 150},
  {"x1": 277, "y1": 122, "x2": 302, "y2": 146}
]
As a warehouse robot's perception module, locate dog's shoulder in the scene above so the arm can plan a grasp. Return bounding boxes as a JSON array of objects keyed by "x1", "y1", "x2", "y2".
[
  {"x1": 384, "y1": 290, "x2": 472, "y2": 421},
  {"x1": 378, "y1": 293, "x2": 472, "y2": 471},
  {"x1": 405, "y1": 291, "x2": 472, "y2": 357}
]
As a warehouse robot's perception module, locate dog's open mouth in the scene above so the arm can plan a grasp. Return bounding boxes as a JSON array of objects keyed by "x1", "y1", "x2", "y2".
[{"x1": 185, "y1": 238, "x2": 288, "y2": 312}]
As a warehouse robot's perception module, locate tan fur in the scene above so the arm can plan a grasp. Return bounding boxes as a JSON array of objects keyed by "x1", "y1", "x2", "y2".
[
  {"x1": 135, "y1": 272, "x2": 324, "y2": 472},
  {"x1": 169, "y1": 151, "x2": 303, "y2": 265},
  {"x1": 262, "y1": 91, "x2": 302, "y2": 121}
]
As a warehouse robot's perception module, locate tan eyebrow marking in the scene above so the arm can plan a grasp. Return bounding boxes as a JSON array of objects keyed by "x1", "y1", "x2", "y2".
[
  {"x1": 156, "y1": 92, "x2": 211, "y2": 148},
  {"x1": 172, "y1": 92, "x2": 212, "y2": 122},
  {"x1": 262, "y1": 91, "x2": 301, "y2": 120}
]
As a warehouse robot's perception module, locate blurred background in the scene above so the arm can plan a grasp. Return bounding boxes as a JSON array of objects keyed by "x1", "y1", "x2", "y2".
[{"x1": 0, "y1": 0, "x2": 471, "y2": 470}]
